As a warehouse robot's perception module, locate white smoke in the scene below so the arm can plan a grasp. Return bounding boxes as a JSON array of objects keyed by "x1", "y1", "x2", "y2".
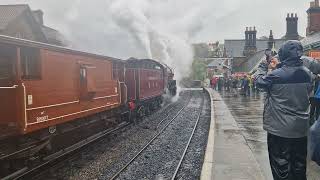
[
  {"x1": 1, "y1": 0, "x2": 205, "y2": 84},
  {"x1": 1, "y1": 0, "x2": 308, "y2": 84},
  {"x1": 109, "y1": 0, "x2": 153, "y2": 58},
  {"x1": 107, "y1": 0, "x2": 195, "y2": 82}
]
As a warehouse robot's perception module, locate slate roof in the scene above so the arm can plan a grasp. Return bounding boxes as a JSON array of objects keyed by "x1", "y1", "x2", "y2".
[
  {"x1": 233, "y1": 50, "x2": 265, "y2": 72},
  {"x1": 42, "y1": 25, "x2": 66, "y2": 45},
  {"x1": 301, "y1": 32, "x2": 320, "y2": 50},
  {"x1": 0, "y1": 4, "x2": 65, "y2": 46},
  {"x1": 0, "y1": 4, "x2": 28, "y2": 30},
  {"x1": 224, "y1": 39, "x2": 285, "y2": 57},
  {"x1": 207, "y1": 59, "x2": 225, "y2": 68}
]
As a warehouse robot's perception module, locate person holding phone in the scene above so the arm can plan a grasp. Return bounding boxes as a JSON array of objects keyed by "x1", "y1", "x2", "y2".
[{"x1": 254, "y1": 40, "x2": 312, "y2": 180}]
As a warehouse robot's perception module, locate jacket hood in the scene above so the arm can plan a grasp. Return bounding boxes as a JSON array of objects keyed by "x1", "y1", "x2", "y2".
[{"x1": 278, "y1": 40, "x2": 303, "y2": 67}]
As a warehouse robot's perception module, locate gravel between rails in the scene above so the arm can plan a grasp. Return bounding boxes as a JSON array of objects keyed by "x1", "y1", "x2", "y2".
[
  {"x1": 110, "y1": 90, "x2": 206, "y2": 180},
  {"x1": 36, "y1": 91, "x2": 192, "y2": 180},
  {"x1": 174, "y1": 91, "x2": 211, "y2": 180}
]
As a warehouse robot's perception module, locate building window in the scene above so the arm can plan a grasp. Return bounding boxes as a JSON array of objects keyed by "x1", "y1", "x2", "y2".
[{"x1": 21, "y1": 47, "x2": 41, "y2": 79}]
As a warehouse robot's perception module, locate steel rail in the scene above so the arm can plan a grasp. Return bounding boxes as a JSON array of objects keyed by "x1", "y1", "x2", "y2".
[
  {"x1": 156, "y1": 91, "x2": 192, "y2": 129},
  {"x1": 2, "y1": 97, "x2": 178, "y2": 180},
  {"x1": 171, "y1": 95, "x2": 204, "y2": 180},
  {"x1": 2, "y1": 122, "x2": 130, "y2": 180},
  {"x1": 156, "y1": 105, "x2": 175, "y2": 129},
  {"x1": 110, "y1": 94, "x2": 193, "y2": 180}
]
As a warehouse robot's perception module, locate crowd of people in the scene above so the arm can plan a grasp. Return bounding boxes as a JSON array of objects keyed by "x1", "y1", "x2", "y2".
[
  {"x1": 209, "y1": 75, "x2": 258, "y2": 96},
  {"x1": 208, "y1": 40, "x2": 320, "y2": 180}
]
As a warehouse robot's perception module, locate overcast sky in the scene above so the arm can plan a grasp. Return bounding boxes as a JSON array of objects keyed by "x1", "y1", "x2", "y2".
[
  {"x1": 0, "y1": 0, "x2": 312, "y2": 59},
  {"x1": 1, "y1": 0, "x2": 311, "y2": 41},
  {"x1": 0, "y1": 0, "x2": 311, "y2": 80}
]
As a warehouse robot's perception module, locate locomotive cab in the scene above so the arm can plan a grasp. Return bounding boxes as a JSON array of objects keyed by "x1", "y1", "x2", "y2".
[{"x1": 162, "y1": 63, "x2": 177, "y2": 96}]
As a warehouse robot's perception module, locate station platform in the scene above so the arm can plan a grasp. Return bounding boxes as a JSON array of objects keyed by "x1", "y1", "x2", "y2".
[
  {"x1": 201, "y1": 88, "x2": 264, "y2": 180},
  {"x1": 201, "y1": 88, "x2": 320, "y2": 180}
]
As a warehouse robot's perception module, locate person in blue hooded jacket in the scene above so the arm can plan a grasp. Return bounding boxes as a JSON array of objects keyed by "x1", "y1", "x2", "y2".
[{"x1": 254, "y1": 40, "x2": 312, "y2": 180}]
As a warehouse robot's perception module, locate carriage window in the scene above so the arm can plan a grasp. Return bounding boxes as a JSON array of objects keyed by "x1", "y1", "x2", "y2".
[{"x1": 21, "y1": 47, "x2": 41, "y2": 79}]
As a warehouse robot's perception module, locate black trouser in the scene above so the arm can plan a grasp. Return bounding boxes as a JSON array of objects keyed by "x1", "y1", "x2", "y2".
[
  {"x1": 310, "y1": 97, "x2": 320, "y2": 125},
  {"x1": 267, "y1": 133, "x2": 307, "y2": 180}
]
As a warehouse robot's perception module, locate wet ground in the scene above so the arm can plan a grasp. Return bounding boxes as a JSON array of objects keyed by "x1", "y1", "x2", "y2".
[
  {"x1": 211, "y1": 90, "x2": 264, "y2": 180},
  {"x1": 219, "y1": 89, "x2": 320, "y2": 180}
]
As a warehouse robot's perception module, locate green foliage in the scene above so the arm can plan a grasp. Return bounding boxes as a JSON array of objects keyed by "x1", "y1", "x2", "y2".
[{"x1": 191, "y1": 59, "x2": 206, "y2": 81}]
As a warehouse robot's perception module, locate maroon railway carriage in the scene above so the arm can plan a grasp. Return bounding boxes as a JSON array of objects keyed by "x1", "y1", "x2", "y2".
[
  {"x1": 0, "y1": 35, "x2": 127, "y2": 163},
  {"x1": 0, "y1": 35, "x2": 176, "y2": 177},
  {"x1": 125, "y1": 58, "x2": 166, "y2": 117}
]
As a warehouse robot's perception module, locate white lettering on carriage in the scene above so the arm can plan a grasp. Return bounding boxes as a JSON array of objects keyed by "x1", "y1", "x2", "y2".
[{"x1": 36, "y1": 115, "x2": 49, "y2": 122}]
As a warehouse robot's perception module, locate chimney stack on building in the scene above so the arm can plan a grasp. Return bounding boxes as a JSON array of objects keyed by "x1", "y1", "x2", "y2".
[
  {"x1": 307, "y1": 0, "x2": 320, "y2": 36},
  {"x1": 243, "y1": 26, "x2": 257, "y2": 57},
  {"x1": 32, "y1": 10, "x2": 44, "y2": 25},
  {"x1": 268, "y1": 30, "x2": 275, "y2": 50},
  {"x1": 285, "y1": 13, "x2": 299, "y2": 40}
]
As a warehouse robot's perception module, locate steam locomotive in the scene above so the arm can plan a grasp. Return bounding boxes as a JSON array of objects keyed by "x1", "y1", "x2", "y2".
[{"x1": 0, "y1": 35, "x2": 176, "y2": 174}]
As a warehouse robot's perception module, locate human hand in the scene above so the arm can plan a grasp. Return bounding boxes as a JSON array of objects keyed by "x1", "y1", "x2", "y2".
[{"x1": 269, "y1": 57, "x2": 279, "y2": 70}]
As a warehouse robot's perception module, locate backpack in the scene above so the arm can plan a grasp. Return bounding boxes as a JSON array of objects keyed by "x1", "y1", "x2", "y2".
[{"x1": 315, "y1": 83, "x2": 320, "y2": 99}]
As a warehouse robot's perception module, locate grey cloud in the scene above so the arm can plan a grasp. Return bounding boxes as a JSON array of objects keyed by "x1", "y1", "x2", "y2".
[{"x1": 0, "y1": 0, "x2": 311, "y2": 80}]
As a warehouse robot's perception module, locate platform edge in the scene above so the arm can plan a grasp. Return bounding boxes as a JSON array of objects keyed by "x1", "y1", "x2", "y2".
[{"x1": 200, "y1": 88, "x2": 215, "y2": 180}]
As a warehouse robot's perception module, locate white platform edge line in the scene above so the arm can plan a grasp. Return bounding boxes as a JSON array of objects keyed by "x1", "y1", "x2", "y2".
[{"x1": 200, "y1": 88, "x2": 215, "y2": 180}]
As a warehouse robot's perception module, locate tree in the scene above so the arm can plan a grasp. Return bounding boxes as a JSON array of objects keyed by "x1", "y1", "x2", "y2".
[{"x1": 191, "y1": 59, "x2": 207, "y2": 81}]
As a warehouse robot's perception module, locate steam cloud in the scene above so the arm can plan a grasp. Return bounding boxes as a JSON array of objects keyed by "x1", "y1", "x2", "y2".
[
  {"x1": 0, "y1": 0, "x2": 211, "y2": 84},
  {"x1": 1, "y1": 0, "x2": 309, "y2": 83}
]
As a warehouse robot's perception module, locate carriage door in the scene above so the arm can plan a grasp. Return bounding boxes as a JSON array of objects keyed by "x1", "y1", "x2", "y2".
[
  {"x1": 80, "y1": 65, "x2": 97, "y2": 100},
  {"x1": 0, "y1": 44, "x2": 18, "y2": 129}
]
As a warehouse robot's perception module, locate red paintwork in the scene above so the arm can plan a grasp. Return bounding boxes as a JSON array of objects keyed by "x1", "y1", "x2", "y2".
[
  {"x1": 125, "y1": 58, "x2": 165, "y2": 103},
  {"x1": 0, "y1": 36, "x2": 171, "y2": 140},
  {"x1": 138, "y1": 68, "x2": 164, "y2": 100},
  {"x1": 23, "y1": 50, "x2": 121, "y2": 133},
  {"x1": 125, "y1": 68, "x2": 137, "y2": 101},
  {"x1": 0, "y1": 35, "x2": 124, "y2": 137}
]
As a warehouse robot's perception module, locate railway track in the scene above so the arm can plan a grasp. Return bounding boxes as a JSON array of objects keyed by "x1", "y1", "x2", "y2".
[
  {"x1": 2, "y1": 122, "x2": 130, "y2": 180},
  {"x1": 2, "y1": 93, "x2": 185, "y2": 180},
  {"x1": 171, "y1": 98, "x2": 203, "y2": 180},
  {"x1": 109, "y1": 91, "x2": 204, "y2": 180}
]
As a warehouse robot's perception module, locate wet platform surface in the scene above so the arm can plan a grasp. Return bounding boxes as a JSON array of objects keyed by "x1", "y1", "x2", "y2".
[
  {"x1": 216, "y1": 90, "x2": 320, "y2": 180},
  {"x1": 210, "y1": 90, "x2": 264, "y2": 180}
]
